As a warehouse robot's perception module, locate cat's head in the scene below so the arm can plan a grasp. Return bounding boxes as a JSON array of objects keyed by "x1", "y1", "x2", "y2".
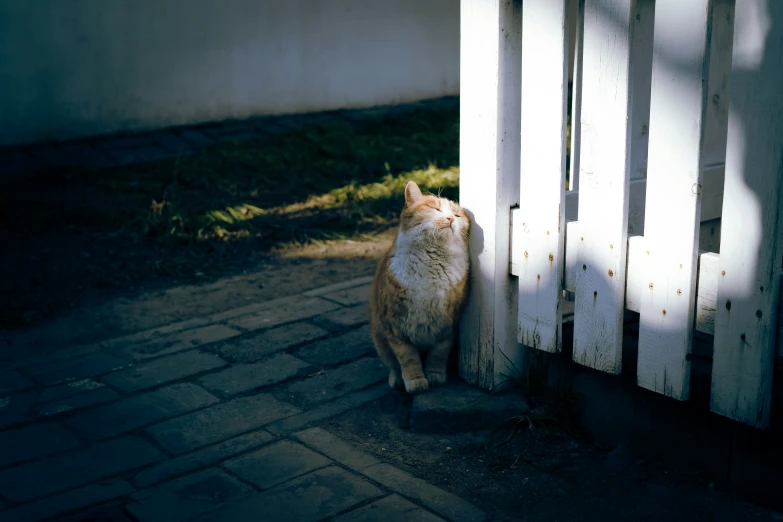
[{"x1": 399, "y1": 181, "x2": 470, "y2": 244}]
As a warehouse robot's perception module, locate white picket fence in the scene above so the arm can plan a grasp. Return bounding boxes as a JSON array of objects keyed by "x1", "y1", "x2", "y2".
[{"x1": 458, "y1": 0, "x2": 782, "y2": 428}]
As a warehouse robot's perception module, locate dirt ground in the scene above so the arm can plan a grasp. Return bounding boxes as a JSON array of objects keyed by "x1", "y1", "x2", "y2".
[{"x1": 323, "y1": 391, "x2": 773, "y2": 522}]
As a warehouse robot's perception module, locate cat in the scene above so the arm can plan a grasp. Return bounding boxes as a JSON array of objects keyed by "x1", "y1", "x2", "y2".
[{"x1": 369, "y1": 180, "x2": 471, "y2": 395}]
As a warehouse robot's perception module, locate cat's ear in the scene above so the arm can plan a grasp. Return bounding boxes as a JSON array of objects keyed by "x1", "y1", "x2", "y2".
[{"x1": 404, "y1": 181, "x2": 423, "y2": 207}]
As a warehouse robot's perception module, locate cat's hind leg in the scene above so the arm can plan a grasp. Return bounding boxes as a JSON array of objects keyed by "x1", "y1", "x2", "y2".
[
  {"x1": 372, "y1": 332, "x2": 403, "y2": 389},
  {"x1": 425, "y1": 338, "x2": 452, "y2": 386},
  {"x1": 388, "y1": 338, "x2": 428, "y2": 394}
]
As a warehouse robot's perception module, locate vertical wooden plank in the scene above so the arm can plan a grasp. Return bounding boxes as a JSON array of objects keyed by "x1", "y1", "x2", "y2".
[
  {"x1": 459, "y1": 0, "x2": 523, "y2": 389},
  {"x1": 636, "y1": 0, "x2": 712, "y2": 400},
  {"x1": 572, "y1": 0, "x2": 635, "y2": 374},
  {"x1": 710, "y1": 0, "x2": 783, "y2": 428},
  {"x1": 628, "y1": 0, "x2": 655, "y2": 185},
  {"x1": 515, "y1": 0, "x2": 569, "y2": 353},
  {"x1": 568, "y1": 0, "x2": 584, "y2": 192}
]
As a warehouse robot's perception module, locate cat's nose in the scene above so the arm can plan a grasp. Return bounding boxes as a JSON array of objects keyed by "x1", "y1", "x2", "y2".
[{"x1": 447, "y1": 216, "x2": 455, "y2": 224}]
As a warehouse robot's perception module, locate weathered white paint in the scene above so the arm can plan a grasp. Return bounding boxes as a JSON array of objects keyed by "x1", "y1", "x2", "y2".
[
  {"x1": 459, "y1": 0, "x2": 523, "y2": 389},
  {"x1": 0, "y1": 0, "x2": 460, "y2": 146},
  {"x1": 636, "y1": 0, "x2": 712, "y2": 401},
  {"x1": 515, "y1": 0, "x2": 569, "y2": 353},
  {"x1": 628, "y1": 0, "x2": 655, "y2": 184},
  {"x1": 571, "y1": 0, "x2": 635, "y2": 374},
  {"x1": 568, "y1": 0, "x2": 584, "y2": 192},
  {"x1": 710, "y1": 0, "x2": 783, "y2": 428}
]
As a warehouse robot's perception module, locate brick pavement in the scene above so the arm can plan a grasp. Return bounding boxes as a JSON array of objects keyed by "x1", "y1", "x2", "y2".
[{"x1": 0, "y1": 276, "x2": 486, "y2": 522}]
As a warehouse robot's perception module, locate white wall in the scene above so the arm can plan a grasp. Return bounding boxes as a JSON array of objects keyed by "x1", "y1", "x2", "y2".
[{"x1": 0, "y1": 0, "x2": 460, "y2": 146}]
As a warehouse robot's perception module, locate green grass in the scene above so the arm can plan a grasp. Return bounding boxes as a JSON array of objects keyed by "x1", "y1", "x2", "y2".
[{"x1": 98, "y1": 104, "x2": 461, "y2": 253}]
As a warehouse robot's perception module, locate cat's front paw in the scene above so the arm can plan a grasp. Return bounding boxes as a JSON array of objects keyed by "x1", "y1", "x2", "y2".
[
  {"x1": 404, "y1": 377, "x2": 429, "y2": 395},
  {"x1": 426, "y1": 371, "x2": 447, "y2": 386}
]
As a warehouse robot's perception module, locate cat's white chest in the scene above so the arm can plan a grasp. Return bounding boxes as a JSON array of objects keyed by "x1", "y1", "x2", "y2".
[{"x1": 389, "y1": 241, "x2": 468, "y2": 345}]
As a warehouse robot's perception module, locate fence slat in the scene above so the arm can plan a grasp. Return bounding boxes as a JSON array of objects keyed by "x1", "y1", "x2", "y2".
[
  {"x1": 636, "y1": 0, "x2": 712, "y2": 400},
  {"x1": 515, "y1": 0, "x2": 569, "y2": 353},
  {"x1": 710, "y1": 0, "x2": 783, "y2": 428},
  {"x1": 459, "y1": 0, "x2": 523, "y2": 389},
  {"x1": 572, "y1": 0, "x2": 635, "y2": 374},
  {"x1": 569, "y1": 0, "x2": 584, "y2": 192}
]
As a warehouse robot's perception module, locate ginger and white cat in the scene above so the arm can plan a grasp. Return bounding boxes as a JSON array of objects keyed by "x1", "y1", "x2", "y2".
[{"x1": 369, "y1": 181, "x2": 471, "y2": 394}]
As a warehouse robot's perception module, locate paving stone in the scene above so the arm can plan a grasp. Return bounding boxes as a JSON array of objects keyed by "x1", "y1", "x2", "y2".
[
  {"x1": 190, "y1": 466, "x2": 382, "y2": 522},
  {"x1": 281, "y1": 356, "x2": 387, "y2": 409},
  {"x1": 302, "y1": 276, "x2": 374, "y2": 297},
  {"x1": 226, "y1": 296, "x2": 341, "y2": 332},
  {"x1": 293, "y1": 427, "x2": 379, "y2": 472},
  {"x1": 0, "y1": 391, "x2": 37, "y2": 428},
  {"x1": 146, "y1": 394, "x2": 300, "y2": 454},
  {"x1": 103, "y1": 351, "x2": 227, "y2": 393},
  {"x1": 0, "y1": 436, "x2": 163, "y2": 502},
  {"x1": 58, "y1": 504, "x2": 136, "y2": 522},
  {"x1": 361, "y1": 463, "x2": 486, "y2": 522},
  {"x1": 333, "y1": 494, "x2": 445, "y2": 522},
  {"x1": 133, "y1": 429, "x2": 275, "y2": 488},
  {"x1": 128, "y1": 468, "x2": 254, "y2": 522},
  {"x1": 0, "y1": 422, "x2": 80, "y2": 467},
  {"x1": 0, "y1": 370, "x2": 34, "y2": 396},
  {"x1": 320, "y1": 284, "x2": 371, "y2": 306},
  {"x1": 0, "y1": 479, "x2": 134, "y2": 522},
  {"x1": 294, "y1": 324, "x2": 374, "y2": 367},
  {"x1": 199, "y1": 354, "x2": 313, "y2": 397},
  {"x1": 38, "y1": 378, "x2": 106, "y2": 403},
  {"x1": 312, "y1": 303, "x2": 370, "y2": 331},
  {"x1": 217, "y1": 322, "x2": 329, "y2": 363},
  {"x1": 100, "y1": 317, "x2": 214, "y2": 352},
  {"x1": 22, "y1": 351, "x2": 129, "y2": 385},
  {"x1": 265, "y1": 384, "x2": 389, "y2": 435},
  {"x1": 39, "y1": 387, "x2": 120, "y2": 417},
  {"x1": 123, "y1": 324, "x2": 243, "y2": 360},
  {"x1": 409, "y1": 380, "x2": 529, "y2": 434},
  {"x1": 223, "y1": 440, "x2": 331, "y2": 490},
  {"x1": 67, "y1": 383, "x2": 219, "y2": 440}
]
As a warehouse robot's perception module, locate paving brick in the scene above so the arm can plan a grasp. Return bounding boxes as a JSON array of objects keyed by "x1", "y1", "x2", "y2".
[
  {"x1": 217, "y1": 322, "x2": 329, "y2": 363},
  {"x1": 281, "y1": 356, "x2": 388, "y2": 409},
  {"x1": 133, "y1": 429, "x2": 275, "y2": 488},
  {"x1": 38, "y1": 378, "x2": 106, "y2": 403},
  {"x1": 293, "y1": 427, "x2": 379, "y2": 472},
  {"x1": 0, "y1": 479, "x2": 134, "y2": 522},
  {"x1": 320, "y1": 284, "x2": 371, "y2": 306},
  {"x1": 103, "y1": 351, "x2": 227, "y2": 393},
  {"x1": 0, "y1": 436, "x2": 163, "y2": 502},
  {"x1": 39, "y1": 387, "x2": 120, "y2": 417},
  {"x1": 265, "y1": 384, "x2": 389, "y2": 435},
  {"x1": 123, "y1": 324, "x2": 242, "y2": 360},
  {"x1": 361, "y1": 463, "x2": 486, "y2": 522},
  {"x1": 22, "y1": 351, "x2": 129, "y2": 385},
  {"x1": 190, "y1": 466, "x2": 382, "y2": 522},
  {"x1": 302, "y1": 276, "x2": 374, "y2": 297},
  {"x1": 199, "y1": 354, "x2": 313, "y2": 397},
  {"x1": 312, "y1": 303, "x2": 370, "y2": 331},
  {"x1": 223, "y1": 440, "x2": 331, "y2": 490},
  {"x1": 0, "y1": 370, "x2": 34, "y2": 396},
  {"x1": 128, "y1": 468, "x2": 254, "y2": 522},
  {"x1": 333, "y1": 494, "x2": 445, "y2": 522},
  {"x1": 67, "y1": 383, "x2": 218, "y2": 440},
  {"x1": 146, "y1": 394, "x2": 300, "y2": 454},
  {"x1": 0, "y1": 391, "x2": 37, "y2": 429},
  {"x1": 294, "y1": 324, "x2": 374, "y2": 367},
  {"x1": 226, "y1": 296, "x2": 340, "y2": 332},
  {"x1": 0, "y1": 422, "x2": 80, "y2": 467}
]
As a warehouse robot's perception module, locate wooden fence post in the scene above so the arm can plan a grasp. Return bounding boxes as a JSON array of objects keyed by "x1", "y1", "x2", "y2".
[{"x1": 459, "y1": 0, "x2": 523, "y2": 389}]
